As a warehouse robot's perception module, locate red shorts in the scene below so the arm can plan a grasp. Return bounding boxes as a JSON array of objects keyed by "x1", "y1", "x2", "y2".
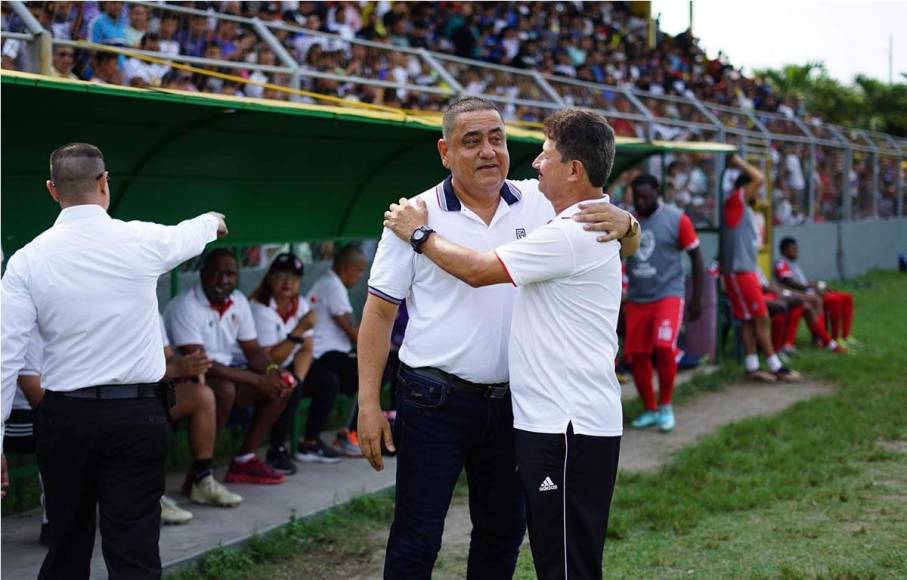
[
  {"x1": 624, "y1": 296, "x2": 684, "y2": 355},
  {"x1": 723, "y1": 272, "x2": 768, "y2": 320}
]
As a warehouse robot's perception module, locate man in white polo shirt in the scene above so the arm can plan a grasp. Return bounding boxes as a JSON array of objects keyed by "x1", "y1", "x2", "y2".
[
  {"x1": 358, "y1": 98, "x2": 637, "y2": 579},
  {"x1": 384, "y1": 109, "x2": 626, "y2": 580},
  {"x1": 304, "y1": 245, "x2": 367, "y2": 460},
  {"x1": 165, "y1": 249, "x2": 292, "y2": 486}
]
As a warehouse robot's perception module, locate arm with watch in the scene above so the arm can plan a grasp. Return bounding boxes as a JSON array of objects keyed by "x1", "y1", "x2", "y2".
[
  {"x1": 395, "y1": 198, "x2": 640, "y2": 288},
  {"x1": 265, "y1": 310, "x2": 315, "y2": 369}
]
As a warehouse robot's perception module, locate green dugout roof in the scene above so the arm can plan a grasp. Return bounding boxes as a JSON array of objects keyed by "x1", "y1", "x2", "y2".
[{"x1": 1, "y1": 71, "x2": 734, "y2": 253}]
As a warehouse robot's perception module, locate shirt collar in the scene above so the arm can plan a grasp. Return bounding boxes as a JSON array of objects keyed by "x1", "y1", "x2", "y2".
[
  {"x1": 436, "y1": 175, "x2": 522, "y2": 212},
  {"x1": 554, "y1": 195, "x2": 611, "y2": 220},
  {"x1": 54, "y1": 204, "x2": 110, "y2": 225},
  {"x1": 193, "y1": 283, "x2": 235, "y2": 317}
]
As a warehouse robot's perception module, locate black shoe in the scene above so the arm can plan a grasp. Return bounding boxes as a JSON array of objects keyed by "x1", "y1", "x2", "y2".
[{"x1": 266, "y1": 445, "x2": 298, "y2": 475}]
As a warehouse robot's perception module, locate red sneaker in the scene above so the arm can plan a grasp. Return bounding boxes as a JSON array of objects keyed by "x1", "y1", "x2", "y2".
[{"x1": 224, "y1": 457, "x2": 286, "y2": 485}]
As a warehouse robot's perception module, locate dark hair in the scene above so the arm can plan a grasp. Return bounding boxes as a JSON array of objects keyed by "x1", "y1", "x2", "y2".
[
  {"x1": 442, "y1": 96, "x2": 500, "y2": 139},
  {"x1": 201, "y1": 248, "x2": 236, "y2": 273},
  {"x1": 139, "y1": 32, "x2": 159, "y2": 49},
  {"x1": 630, "y1": 173, "x2": 660, "y2": 192},
  {"x1": 94, "y1": 51, "x2": 118, "y2": 66},
  {"x1": 542, "y1": 109, "x2": 615, "y2": 188},
  {"x1": 779, "y1": 237, "x2": 798, "y2": 252},
  {"x1": 333, "y1": 244, "x2": 365, "y2": 270},
  {"x1": 49, "y1": 143, "x2": 105, "y2": 198},
  {"x1": 734, "y1": 172, "x2": 752, "y2": 189}
]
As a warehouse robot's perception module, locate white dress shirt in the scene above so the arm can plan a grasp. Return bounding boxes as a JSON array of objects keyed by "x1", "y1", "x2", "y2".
[
  {"x1": 496, "y1": 200, "x2": 623, "y2": 437},
  {"x1": 164, "y1": 284, "x2": 258, "y2": 366},
  {"x1": 367, "y1": 177, "x2": 553, "y2": 384},
  {"x1": 1, "y1": 205, "x2": 218, "y2": 439},
  {"x1": 306, "y1": 270, "x2": 354, "y2": 360}
]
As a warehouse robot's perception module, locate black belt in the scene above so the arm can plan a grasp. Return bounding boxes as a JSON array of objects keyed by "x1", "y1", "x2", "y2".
[
  {"x1": 400, "y1": 364, "x2": 509, "y2": 399},
  {"x1": 48, "y1": 383, "x2": 163, "y2": 400}
]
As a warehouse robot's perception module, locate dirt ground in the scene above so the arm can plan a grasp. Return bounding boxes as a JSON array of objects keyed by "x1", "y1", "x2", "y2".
[{"x1": 330, "y1": 379, "x2": 834, "y2": 580}]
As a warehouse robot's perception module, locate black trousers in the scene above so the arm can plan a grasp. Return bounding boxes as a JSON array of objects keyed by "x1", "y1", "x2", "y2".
[
  {"x1": 35, "y1": 393, "x2": 171, "y2": 580},
  {"x1": 269, "y1": 350, "x2": 358, "y2": 446},
  {"x1": 515, "y1": 424, "x2": 621, "y2": 580}
]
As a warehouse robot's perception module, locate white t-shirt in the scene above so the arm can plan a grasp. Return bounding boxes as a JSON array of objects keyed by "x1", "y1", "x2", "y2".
[
  {"x1": 164, "y1": 283, "x2": 257, "y2": 365},
  {"x1": 496, "y1": 200, "x2": 623, "y2": 437},
  {"x1": 367, "y1": 177, "x2": 554, "y2": 384},
  {"x1": 307, "y1": 271, "x2": 354, "y2": 360},
  {"x1": 249, "y1": 297, "x2": 313, "y2": 368}
]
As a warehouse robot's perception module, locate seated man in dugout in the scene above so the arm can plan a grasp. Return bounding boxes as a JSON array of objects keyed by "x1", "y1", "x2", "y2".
[
  {"x1": 164, "y1": 249, "x2": 293, "y2": 487},
  {"x1": 159, "y1": 314, "x2": 242, "y2": 520},
  {"x1": 774, "y1": 237, "x2": 857, "y2": 351}
]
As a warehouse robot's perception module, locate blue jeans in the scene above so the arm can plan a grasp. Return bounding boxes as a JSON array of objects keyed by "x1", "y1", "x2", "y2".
[{"x1": 384, "y1": 366, "x2": 527, "y2": 580}]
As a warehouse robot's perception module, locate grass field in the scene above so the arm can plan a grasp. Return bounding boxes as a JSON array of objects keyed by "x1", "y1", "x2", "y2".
[{"x1": 168, "y1": 270, "x2": 905, "y2": 578}]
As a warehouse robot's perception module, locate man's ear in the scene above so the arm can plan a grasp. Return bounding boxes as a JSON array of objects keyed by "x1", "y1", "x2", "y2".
[
  {"x1": 438, "y1": 138, "x2": 449, "y2": 169},
  {"x1": 569, "y1": 160, "x2": 584, "y2": 183},
  {"x1": 46, "y1": 180, "x2": 61, "y2": 204}
]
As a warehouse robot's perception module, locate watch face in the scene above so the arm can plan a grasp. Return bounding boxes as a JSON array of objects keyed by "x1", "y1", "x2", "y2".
[{"x1": 413, "y1": 229, "x2": 426, "y2": 242}]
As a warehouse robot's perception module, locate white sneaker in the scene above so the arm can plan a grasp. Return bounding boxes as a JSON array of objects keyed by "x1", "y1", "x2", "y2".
[
  {"x1": 190, "y1": 475, "x2": 243, "y2": 507},
  {"x1": 160, "y1": 495, "x2": 193, "y2": 525}
]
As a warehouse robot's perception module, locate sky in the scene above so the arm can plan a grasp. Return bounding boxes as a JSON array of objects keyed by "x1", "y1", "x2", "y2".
[{"x1": 651, "y1": 0, "x2": 907, "y2": 85}]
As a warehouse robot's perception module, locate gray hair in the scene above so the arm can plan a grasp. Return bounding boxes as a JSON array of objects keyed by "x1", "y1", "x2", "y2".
[
  {"x1": 49, "y1": 143, "x2": 106, "y2": 198},
  {"x1": 441, "y1": 96, "x2": 501, "y2": 139}
]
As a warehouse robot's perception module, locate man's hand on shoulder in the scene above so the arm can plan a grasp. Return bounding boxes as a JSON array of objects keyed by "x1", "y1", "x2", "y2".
[
  {"x1": 572, "y1": 201, "x2": 634, "y2": 242},
  {"x1": 384, "y1": 198, "x2": 428, "y2": 241}
]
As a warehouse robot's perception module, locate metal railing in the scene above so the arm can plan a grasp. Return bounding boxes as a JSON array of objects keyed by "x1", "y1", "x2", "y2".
[{"x1": 2, "y1": 0, "x2": 904, "y2": 224}]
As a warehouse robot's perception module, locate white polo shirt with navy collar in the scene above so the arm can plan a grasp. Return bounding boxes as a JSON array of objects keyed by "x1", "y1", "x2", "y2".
[
  {"x1": 368, "y1": 176, "x2": 554, "y2": 384},
  {"x1": 164, "y1": 283, "x2": 257, "y2": 366},
  {"x1": 496, "y1": 199, "x2": 623, "y2": 437}
]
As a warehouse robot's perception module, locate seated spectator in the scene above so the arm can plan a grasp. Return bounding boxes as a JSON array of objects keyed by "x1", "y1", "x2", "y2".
[
  {"x1": 90, "y1": 51, "x2": 124, "y2": 85},
  {"x1": 89, "y1": 1, "x2": 127, "y2": 46},
  {"x1": 160, "y1": 315, "x2": 242, "y2": 518},
  {"x1": 49, "y1": 46, "x2": 78, "y2": 80},
  {"x1": 157, "y1": 14, "x2": 181, "y2": 57},
  {"x1": 176, "y1": 14, "x2": 210, "y2": 58},
  {"x1": 304, "y1": 245, "x2": 367, "y2": 460},
  {"x1": 775, "y1": 237, "x2": 857, "y2": 349},
  {"x1": 247, "y1": 253, "x2": 322, "y2": 475},
  {"x1": 124, "y1": 33, "x2": 169, "y2": 87},
  {"x1": 164, "y1": 249, "x2": 293, "y2": 486},
  {"x1": 161, "y1": 70, "x2": 198, "y2": 92},
  {"x1": 756, "y1": 269, "x2": 803, "y2": 357},
  {"x1": 124, "y1": 3, "x2": 149, "y2": 47}
]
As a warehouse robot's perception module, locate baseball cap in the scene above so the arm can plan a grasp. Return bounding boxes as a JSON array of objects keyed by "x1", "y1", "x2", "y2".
[{"x1": 268, "y1": 252, "x2": 304, "y2": 276}]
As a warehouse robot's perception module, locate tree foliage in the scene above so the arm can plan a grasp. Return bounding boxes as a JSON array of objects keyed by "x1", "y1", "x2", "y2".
[{"x1": 755, "y1": 63, "x2": 907, "y2": 137}]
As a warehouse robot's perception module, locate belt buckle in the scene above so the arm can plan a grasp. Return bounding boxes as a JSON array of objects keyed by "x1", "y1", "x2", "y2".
[{"x1": 485, "y1": 385, "x2": 507, "y2": 399}]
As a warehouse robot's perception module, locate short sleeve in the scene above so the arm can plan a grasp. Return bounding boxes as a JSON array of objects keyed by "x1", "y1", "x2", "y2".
[
  {"x1": 235, "y1": 296, "x2": 258, "y2": 342},
  {"x1": 165, "y1": 297, "x2": 206, "y2": 348},
  {"x1": 367, "y1": 227, "x2": 414, "y2": 305},
  {"x1": 677, "y1": 214, "x2": 700, "y2": 251},
  {"x1": 495, "y1": 223, "x2": 575, "y2": 286},
  {"x1": 723, "y1": 188, "x2": 744, "y2": 228},
  {"x1": 774, "y1": 259, "x2": 792, "y2": 281},
  {"x1": 326, "y1": 281, "x2": 353, "y2": 317},
  {"x1": 251, "y1": 303, "x2": 280, "y2": 348}
]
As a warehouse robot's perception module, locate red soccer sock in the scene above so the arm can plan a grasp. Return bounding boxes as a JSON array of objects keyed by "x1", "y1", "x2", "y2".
[
  {"x1": 771, "y1": 313, "x2": 786, "y2": 352},
  {"x1": 810, "y1": 312, "x2": 833, "y2": 346},
  {"x1": 654, "y1": 348, "x2": 678, "y2": 406},
  {"x1": 784, "y1": 305, "x2": 803, "y2": 348},
  {"x1": 842, "y1": 293, "x2": 854, "y2": 338},
  {"x1": 631, "y1": 356, "x2": 657, "y2": 411},
  {"x1": 825, "y1": 298, "x2": 843, "y2": 340}
]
